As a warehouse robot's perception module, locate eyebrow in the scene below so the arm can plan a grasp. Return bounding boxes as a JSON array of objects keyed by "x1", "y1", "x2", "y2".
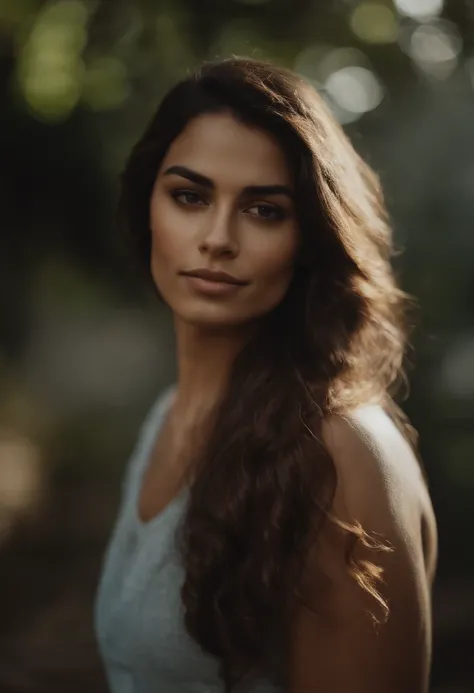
[{"x1": 163, "y1": 165, "x2": 294, "y2": 199}]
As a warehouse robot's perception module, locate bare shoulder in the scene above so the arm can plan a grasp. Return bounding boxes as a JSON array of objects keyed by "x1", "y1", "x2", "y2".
[
  {"x1": 285, "y1": 406, "x2": 438, "y2": 692},
  {"x1": 321, "y1": 404, "x2": 438, "y2": 584}
]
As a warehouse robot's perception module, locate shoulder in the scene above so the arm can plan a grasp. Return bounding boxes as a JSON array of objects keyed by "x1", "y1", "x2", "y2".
[
  {"x1": 321, "y1": 404, "x2": 437, "y2": 584},
  {"x1": 283, "y1": 407, "x2": 438, "y2": 691}
]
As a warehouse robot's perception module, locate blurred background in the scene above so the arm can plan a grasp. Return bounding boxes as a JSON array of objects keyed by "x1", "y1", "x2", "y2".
[{"x1": 0, "y1": 0, "x2": 473, "y2": 691}]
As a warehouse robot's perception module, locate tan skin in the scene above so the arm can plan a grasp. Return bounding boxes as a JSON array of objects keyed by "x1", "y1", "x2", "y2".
[{"x1": 139, "y1": 111, "x2": 438, "y2": 692}]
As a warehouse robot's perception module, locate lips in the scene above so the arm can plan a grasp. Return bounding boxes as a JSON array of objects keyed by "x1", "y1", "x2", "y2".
[{"x1": 180, "y1": 269, "x2": 247, "y2": 285}]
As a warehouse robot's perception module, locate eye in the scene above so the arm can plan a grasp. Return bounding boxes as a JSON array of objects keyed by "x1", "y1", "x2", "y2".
[
  {"x1": 246, "y1": 204, "x2": 286, "y2": 221},
  {"x1": 171, "y1": 190, "x2": 207, "y2": 206}
]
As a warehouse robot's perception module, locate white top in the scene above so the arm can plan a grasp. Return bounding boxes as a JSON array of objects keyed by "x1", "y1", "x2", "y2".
[{"x1": 94, "y1": 387, "x2": 283, "y2": 693}]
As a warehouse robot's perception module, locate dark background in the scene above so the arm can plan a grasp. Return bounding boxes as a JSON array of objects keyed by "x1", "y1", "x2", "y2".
[{"x1": 1, "y1": 0, "x2": 473, "y2": 691}]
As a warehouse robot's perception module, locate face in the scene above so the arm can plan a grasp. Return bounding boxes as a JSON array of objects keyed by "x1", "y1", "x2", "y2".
[{"x1": 149, "y1": 111, "x2": 300, "y2": 329}]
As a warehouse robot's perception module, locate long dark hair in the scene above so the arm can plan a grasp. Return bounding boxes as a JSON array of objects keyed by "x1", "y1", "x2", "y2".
[{"x1": 119, "y1": 57, "x2": 417, "y2": 690}]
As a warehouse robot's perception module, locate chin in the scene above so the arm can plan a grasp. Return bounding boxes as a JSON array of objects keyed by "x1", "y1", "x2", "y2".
[
  {"x1": 172, "y1": 298, "x2": 269, "y2": 329},
  {"x1": 178, "y1": 309, "x2": 255, "y2": 329}
]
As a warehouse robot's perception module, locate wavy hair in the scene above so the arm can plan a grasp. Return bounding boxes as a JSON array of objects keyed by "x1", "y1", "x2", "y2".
[{"x1": 119, "y1": 57, "x2": 418, "y2": 690}]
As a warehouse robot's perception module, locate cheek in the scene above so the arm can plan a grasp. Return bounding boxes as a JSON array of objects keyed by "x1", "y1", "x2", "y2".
[
  {"x1": 148, "y1": 215, "x2": 184, "y2": 302},
  {"x1": 149, "y1": 197, "x2": 190, "y2": 277},
  {"x1": 151, "y1": 227, "x2": 176, "y2": 268},
  {"x1": 252, "y1": 230, "x2": 299, "y2": 285},
  {"x1": 243, "y1": 229, "x2": 299, "y2": 316}
]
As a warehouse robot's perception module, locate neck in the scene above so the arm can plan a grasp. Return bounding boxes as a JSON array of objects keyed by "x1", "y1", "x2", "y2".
[{"x1": 172, "y1": 317, "x2": 255, "y2": 427}]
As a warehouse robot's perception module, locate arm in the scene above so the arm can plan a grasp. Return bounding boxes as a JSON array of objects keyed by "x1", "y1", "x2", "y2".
[{"x1": 284, "y1": 406, "x2": 437, "y2": 693}]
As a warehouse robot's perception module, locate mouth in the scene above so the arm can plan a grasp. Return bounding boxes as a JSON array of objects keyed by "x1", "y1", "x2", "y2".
[{"x1": 179, "y1": 269, "x2": 248, "y2": 285}]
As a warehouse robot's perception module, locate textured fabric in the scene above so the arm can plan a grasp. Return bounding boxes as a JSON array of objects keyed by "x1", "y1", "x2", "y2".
[{"x1": 94, "y1": 388, "x2": 283, "y2": 693}]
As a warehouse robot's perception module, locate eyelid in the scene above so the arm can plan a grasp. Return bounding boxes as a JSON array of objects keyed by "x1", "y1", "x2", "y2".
[
  {"x1": 245, "y1": 198, "x2": 288, "y2": 210},
  {"x1": 245, "y1": 201, "x2": 281, "y2": 209},
  {"x1": 170, "y1": 189, "x2": 287, "y2": 219},
  {"x1": 171, "y1": 188, "x2": 208, "y2": 204},
  {"x1": 172, "y1": 187, "x2": 204, "y2": 196},
  {"x1": 244, "y1": 202, "x2": 287, "y2": 220}
]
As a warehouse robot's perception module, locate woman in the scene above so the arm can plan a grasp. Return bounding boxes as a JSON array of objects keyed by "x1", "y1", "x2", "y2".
[{"x1": 95, "y1": 57, "x2": 438, "y2": 693}]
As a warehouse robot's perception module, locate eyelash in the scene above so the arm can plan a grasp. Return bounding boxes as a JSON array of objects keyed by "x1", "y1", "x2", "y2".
[
  {"x1": 170, "y1": 189, "x2": 287, "y2": 222},
  {"x1": 171, "y1": 190, "x2": 205, "y2": 206}
]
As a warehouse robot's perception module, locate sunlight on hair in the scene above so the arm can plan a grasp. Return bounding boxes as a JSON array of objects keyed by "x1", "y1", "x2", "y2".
[
  {"x1": 16, "y1": 0, "x2": 89, "y2": 122},
  {"x1": 394, "y1": 0, "x2": 444, "y2": 21},
  {"x1": 0, "y1": 433, "x2": 43, "y2": 544},
  {"x1": 350, "y1": 3, "x2": 399, "y2": 45}
]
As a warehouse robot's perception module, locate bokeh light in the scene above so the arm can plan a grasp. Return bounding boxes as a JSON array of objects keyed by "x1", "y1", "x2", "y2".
[
  {"x1": 394, "y1": 0, "x2": 444, "y2": 21},
  {"x1": 350, "y1": 3, "x2": 398, "y2": 45},
  {"x1": 0, "y1": 433, "x2": 43, "y2": 542},
  {"x1": 295, "y1": 45, "x2": 383, "y2": 124},
  {"x1": 293, "y1": 43, "x2": 333, "y2": 86},
  {"x1": 325, "y1": 65, "x2": 384, "y2": 120},
  {"x1": 407, "y1": 21, "x2": 462, "y2": 80},
  {"x1": 16, "y1": 0, "x2": 89, "y2": 122}
]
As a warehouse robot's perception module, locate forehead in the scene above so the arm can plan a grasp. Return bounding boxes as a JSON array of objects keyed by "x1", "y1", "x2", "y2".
[{"x1": 160, "y1": 111, "x2": 292, "y2": 187}]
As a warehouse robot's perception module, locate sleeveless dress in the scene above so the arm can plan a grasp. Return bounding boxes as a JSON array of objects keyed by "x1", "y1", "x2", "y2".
[{"x1": 94, "y1": 388, "x2": 283, "y2": 693}]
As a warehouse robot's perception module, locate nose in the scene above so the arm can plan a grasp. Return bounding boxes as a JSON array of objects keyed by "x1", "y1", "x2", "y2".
[{"x1": 198, "y1": 207, "x2": 239, "y2": 259}]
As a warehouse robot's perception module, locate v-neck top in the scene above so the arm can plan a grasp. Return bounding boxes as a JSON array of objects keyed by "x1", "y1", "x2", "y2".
[{"x1": 94, "y1": 387, "x2": 283, "y2": 693}]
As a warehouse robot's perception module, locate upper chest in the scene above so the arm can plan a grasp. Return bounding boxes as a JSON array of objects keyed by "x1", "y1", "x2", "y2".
[{"x1": 137, "y1": 415, "x2": 194, "y2": 524}]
